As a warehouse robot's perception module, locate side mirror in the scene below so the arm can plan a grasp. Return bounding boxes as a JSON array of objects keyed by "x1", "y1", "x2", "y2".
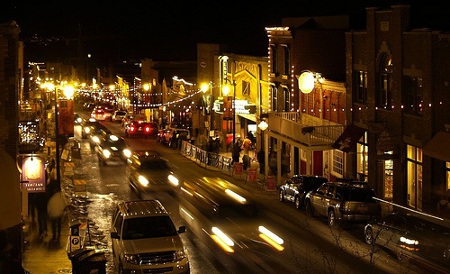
[{"x1": 178, "y1": 226, "x2": 186, "y2": 234}]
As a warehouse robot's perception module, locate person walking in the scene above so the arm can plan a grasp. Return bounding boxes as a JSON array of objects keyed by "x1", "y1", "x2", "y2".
[
  {"x1": 241, "y1": 135, "x2": 253, "y2": 155},
  {"x1": 35, "y1": 191, "x2": 48, "y2": 240},
  {"x1": 232, "y1": 142, "x2": 241, "y2": 163},
  {"x1": 46, "y1": 167, "x2": 66, "y2": 242}
]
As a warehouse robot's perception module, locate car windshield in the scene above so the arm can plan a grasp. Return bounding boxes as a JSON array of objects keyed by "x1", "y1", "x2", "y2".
[
  {"x1": 140, "y1": 159, "x2": 170, "y2": 170},
  {"x1": 104, "y1": 137, "x2": 127, "y2": 148},
  {"x1": 122, "y1": 216, "x2": 177, "y2": 239},
  {"x1": 339, "y1": 186, "x2": 376, "y2": 202},
  {"x1": 116, "y1": 111, "x2": 126, "y2": 116}
]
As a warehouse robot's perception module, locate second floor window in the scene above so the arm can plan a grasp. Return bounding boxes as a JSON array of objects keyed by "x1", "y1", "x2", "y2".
[
  {"x1": 282, "y1": 45, "x2": 290, "y2": 76},
  {"x1": 270, "y1": 45, "x2": 277, "y2": 74},
  {"x1": 377, "y1": 54, "x2": 393, "y2": 109},
  {"x1": 272, "y1": 86, "x2": 278, "y2": 111},
  {"x1": 283, "y1": 87, "x2": 290, "y2": 111},
  {"x1": 403, "y1": 76, "x2": 423, "y2": 115},
  {"x1": 355, "y1": 70, "x2": 367, "y2": 103}
]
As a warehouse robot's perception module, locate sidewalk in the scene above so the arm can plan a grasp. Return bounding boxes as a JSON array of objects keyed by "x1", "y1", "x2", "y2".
[{"x1": 22, "y1": 166, "x2": 76, "y2": 273}]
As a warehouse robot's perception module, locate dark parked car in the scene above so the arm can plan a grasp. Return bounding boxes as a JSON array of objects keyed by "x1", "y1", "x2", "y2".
[
  {"x1": 279, "y1": 175, "x2": 328, "y2": 209},
  {"x1": 96, "y1": 134, "x2": 131, "y2": 166},
  {"x1": 127, "y1": 150, "x2": 179, "y2": 197},
  {"x1": 305, "y1": 181, "x2": 381, "y2": 227},
  {"x1": 364, "y1": 211, "x2": 450, "y2": 273},
  {"x1": 125, "y1": 121, "x2": 158, "y2": 138}
]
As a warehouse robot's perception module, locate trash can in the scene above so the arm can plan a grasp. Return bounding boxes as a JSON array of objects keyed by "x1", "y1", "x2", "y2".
[
  {"x1": 68, "y1": 248, "x2": 95, "y2": 274},
  {"x1": 69, "y1": 248, "x2": 106, "y2": 274}
]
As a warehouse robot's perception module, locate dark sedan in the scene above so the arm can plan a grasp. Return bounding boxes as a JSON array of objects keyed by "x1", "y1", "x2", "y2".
[
  {"x1": 279, "y1": 175, "x2": 327, "y2": 209},
  {"x1": 364, "y1": 211, "x2": 450, "y2": 273},
  {"x1": 127, "y1": 150, "x2": 180, "y2": 197}
]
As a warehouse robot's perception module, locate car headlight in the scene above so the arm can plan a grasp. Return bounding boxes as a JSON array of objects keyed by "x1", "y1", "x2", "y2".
[
  {"x1": 102, "y1": 149, "x2": 111, "y2": 158},
  {"x1": 138, "y1": 175, "x2": 149, "y2": 187},
  {"x1": 92, "y1": 136, "x2": 100, "y2": 144},
  {"x1": 76, "y1": 117, "x2": 82, "y2": 123},
  {"x1": 123, "y1": 254, "x2": 139, "y2": 265},
  {"x1": 168, "y1": 174, "x2": 179, "y2": 186},
  {"x1": 123, "y1": 149, "x2": 132, "y2": 158},
  {"x1": 84, "y1": 127, "x2": 91, "y2": 134},
  {"x1": 174, "y1": 247, "x2": 187, "y2": 261}
]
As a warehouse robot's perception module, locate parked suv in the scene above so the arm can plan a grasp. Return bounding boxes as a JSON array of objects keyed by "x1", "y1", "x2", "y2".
[
  {"x1": 305, "y1": 181, "x2": 381, "y2": 227},
  {"x1": 279, "y1": 175, "x2": 328, "y2": 209},
  {"x1": 110, "y1": 200, "x2": 190, "y2": 274}
]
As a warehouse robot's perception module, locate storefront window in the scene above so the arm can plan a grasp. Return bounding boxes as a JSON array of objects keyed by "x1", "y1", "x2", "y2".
[
  {"x1": 384, "y1": 156, "x2": 393, "y2": 200},
  {"x1": 407, "y1": 145, "x2": 423, "y2": 210},
  {"x1": 332, "y1": 150, "x2": 344, "y2": 177},
  {"x1": 446, "y1": 162, "x2": 450, "y2": 190},
  {"x1": 356, "y1": 132, "x2": 368, "y2": 181}
]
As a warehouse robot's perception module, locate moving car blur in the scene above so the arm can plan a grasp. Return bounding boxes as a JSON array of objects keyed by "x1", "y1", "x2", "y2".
[
  {"x1": 124, "y1": 121, "x2": 158, "y2": 139},
  {"x1": 95, "y1": 134, "x2": 131, "y2": 166},
  {"x1": 364, "y1": 211, "x2": 450, "y2": 273},
  {"x1": 127, "y1": 150, "x2": 179, "y2": 197}
]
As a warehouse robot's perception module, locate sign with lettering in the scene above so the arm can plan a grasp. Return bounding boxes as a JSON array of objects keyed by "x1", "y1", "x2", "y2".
[{"x1": 21, "y1": 156, "x2": 46, "y2": 193}]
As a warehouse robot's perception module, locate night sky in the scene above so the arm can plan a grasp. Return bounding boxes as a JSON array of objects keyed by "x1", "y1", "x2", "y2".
[{"x1": 0, "y1": 0, "x2": 447, "y2": 66}]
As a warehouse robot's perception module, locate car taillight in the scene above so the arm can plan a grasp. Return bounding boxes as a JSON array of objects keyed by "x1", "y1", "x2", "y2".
[
  {"x1": 145, "y1": 126, "x2": 150, "y2": 133},
  {"x1": 129, "y1": 126, "x2": 136, "y2": 132}
]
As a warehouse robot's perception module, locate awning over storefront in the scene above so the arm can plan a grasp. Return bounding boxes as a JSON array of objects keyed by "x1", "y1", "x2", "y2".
[
  {"x1": 238, "y1": 113, "x2": 257, "y2": 122},
  {"x1": 423, "y1": 131, "x2": 450, "y2": 162},
  {"x1": 332, "y1": 124, "x2": 365, "y2": 153}
]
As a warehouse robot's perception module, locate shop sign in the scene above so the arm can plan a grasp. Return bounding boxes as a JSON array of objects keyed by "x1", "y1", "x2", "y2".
[{"x1": 21, "y1": 156, "x2": 46, "y2": 193}]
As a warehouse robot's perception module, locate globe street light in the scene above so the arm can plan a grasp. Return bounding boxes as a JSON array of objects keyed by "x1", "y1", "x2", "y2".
[{"x1": 222, "y1": 78, "x2": 236, "y2": 144}]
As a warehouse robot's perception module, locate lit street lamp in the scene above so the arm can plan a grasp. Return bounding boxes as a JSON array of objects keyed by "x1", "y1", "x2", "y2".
[
  {"x1": 42, "y1": 82, "x2": 74, "y2": 189},
  {"x1": 222, "y1": 79, "x2": 236, "y2": 144}
]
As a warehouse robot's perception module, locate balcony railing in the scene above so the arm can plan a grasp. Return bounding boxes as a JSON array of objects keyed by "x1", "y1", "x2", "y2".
[{"x1": 267, "y1": 112, "x2": 344, "y2": 147}]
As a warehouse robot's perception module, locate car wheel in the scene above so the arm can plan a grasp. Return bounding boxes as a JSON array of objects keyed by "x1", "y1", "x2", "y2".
[
  {"x1": 295, "y1": 196, "x2": 301, "y2": 209},
  {"x1": 328, "y1": 210, "x2": 337, "y2": 226},
  {"x1": 279, "y1": 190, "x2": 285, "y2": 202},
  {"x1": 364, "y1": 226, "x2": 374, "y2": 245},
  {"x1": 305, "y1": 201, "x2": 314, "y2": 217}
]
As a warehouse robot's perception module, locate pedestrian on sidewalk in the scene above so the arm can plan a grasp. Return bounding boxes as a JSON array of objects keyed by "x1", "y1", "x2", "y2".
[
  {"x1": 35, "y1": 191, "x2": 48, "y2": 239},
  {"x1": 232, "y1": 142, "x2": 241, "y2": 163},
  {"x1": 241, "y1": 135, "x2": 253, "y2": 155},
  {"x1": 46, "y1": 168, "x2": 66, "y2": 242}
]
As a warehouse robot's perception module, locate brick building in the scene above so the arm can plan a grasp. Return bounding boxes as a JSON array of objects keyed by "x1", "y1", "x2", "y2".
[{"x1": 346, "y1": 5, "x2": 450, "y2": 216}]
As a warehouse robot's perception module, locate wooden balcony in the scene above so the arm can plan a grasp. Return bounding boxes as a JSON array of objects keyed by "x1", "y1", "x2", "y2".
[{"x1": 267, "y1": 112, "x2": 344, "y2": 148}]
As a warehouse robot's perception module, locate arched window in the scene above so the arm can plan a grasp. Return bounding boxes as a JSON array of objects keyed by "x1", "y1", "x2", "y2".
[
  {"x1": 282, "y1": 45, "x2": 290, "y2": 76},
  {"x1": 377, "y1": 54, "x2": 393, "y2": 109},
  {"x1": 271, "y1": 86, "x2": 278, "y2": 111},
  {"x1": 270, "y1": 45, "x2": 277, "y2": 74},
  {"x1": 283, "y1": 87, "x2": 290, "y2": 111}
]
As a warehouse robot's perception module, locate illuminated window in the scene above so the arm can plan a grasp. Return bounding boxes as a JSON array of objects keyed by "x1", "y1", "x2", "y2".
[
  {"x1": 407, "y1": 145, "x2": 423, "y2": 210},
  {"x1": 332, "y1": 150, "x2": 344, "y2": 177},
  {"x1": 356, "y1": 132, "x2": 368, "y2": 181},
  {"x1": 446, "y1": 162, "x2": 450, "y2": 190}
]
